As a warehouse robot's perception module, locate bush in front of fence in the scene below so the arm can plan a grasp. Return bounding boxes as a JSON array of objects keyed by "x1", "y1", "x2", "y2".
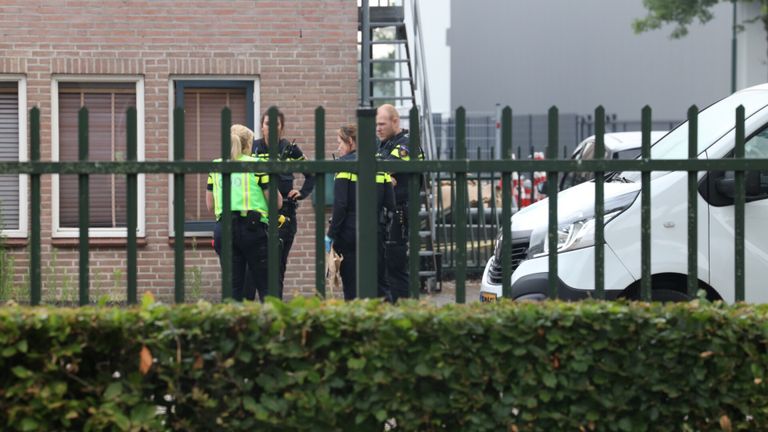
[{"x1": 1, "y1": 297, "x2": 767, "y2": 431}]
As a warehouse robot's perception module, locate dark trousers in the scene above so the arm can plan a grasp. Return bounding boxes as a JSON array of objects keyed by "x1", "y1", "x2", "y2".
[
  {"x1": 385, "y1": 207, "x2": 410, "y2": 302},
  {"x1": 243, "y1": 211, "x2": 294, "y2": 300},
  {"x1": 333, "y1": 241, "x2": 356, "y2": 301},
  {"x1": 277, "y1": 214, "x2": 297, "y2": 298},
  {"x1": 378, "y1": 229, "x2": 393, "y2": 302},
  {"x1": 214, "y1": 216, "x2": 268, "y2": 302},
  {"x1": 333, "y1": 230, "x2": 392, "y2": 302}
]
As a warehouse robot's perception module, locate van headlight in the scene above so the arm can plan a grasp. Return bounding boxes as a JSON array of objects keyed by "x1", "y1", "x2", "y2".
[
  {"x1": 493, "y1": 230, "x2": 503, "y2": 259},
  {"x1": 526, "y1": 191, "x2": 639, "y2": 258}
]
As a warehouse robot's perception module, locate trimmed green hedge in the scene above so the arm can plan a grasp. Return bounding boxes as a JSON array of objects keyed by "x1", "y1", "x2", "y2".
[{"x1": 1, "y1": 297, "x2": 768, "y2": 431}]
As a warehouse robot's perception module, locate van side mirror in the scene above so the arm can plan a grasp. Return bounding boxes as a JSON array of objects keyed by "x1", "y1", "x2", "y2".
[{"x1": 714, "y1": 171, "x2": 768, "y2": 199}]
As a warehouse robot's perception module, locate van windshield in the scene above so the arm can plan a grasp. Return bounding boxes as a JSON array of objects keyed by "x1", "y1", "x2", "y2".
[{"x1": 622, "y1": 90, "x2": 768, "y2": 182}]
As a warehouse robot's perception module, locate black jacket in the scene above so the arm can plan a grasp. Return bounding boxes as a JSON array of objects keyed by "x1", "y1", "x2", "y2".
[
  {"x1": 376, "y1": 128, "x2": 423, "y2": 206},
  {"x1": 252, "y1": 138, "x2": 316, "y2": 200},
  {"x1": 327, "y1": 151, "x2": 395, "y2": 247}
]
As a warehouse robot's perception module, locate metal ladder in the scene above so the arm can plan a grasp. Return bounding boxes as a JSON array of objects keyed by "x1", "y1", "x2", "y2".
[{"x1": 358, "y1": 0, "x2": 441, "y2": 292}]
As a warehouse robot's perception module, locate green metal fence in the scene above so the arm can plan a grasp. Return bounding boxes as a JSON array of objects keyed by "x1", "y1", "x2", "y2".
[{"x1": 0, "y1": 103, "x2": 755, "y2": 305}]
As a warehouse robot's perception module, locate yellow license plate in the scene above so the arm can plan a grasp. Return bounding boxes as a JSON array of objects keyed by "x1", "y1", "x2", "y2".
[{"x1": 480, "y1": 292, "x2": 498, "y2": 303}]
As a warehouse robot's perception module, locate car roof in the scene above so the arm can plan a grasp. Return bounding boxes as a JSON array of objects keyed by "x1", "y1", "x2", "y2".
[{"x1": 573, "y1": 131, "x2": 668, "y2": 156}]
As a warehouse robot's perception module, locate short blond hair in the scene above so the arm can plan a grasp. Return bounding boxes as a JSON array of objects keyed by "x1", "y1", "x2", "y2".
[{"x1": 377, "y1": 103, "x2": 400, "y2": 121}]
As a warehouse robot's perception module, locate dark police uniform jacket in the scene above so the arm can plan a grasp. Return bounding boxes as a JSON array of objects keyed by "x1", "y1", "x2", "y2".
[
  {"x1": 252, "y1": 138, "x2": 316, "y2": 213},
  {"x1": 327, "y1": 151, "x2": 395, "y2": 248},
  {"x1": 375, "y1": 128, "x2": 424, "y2": 206}
]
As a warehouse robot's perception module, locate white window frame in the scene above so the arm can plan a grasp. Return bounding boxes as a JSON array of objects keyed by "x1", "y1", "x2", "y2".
[
  {"x1": 0, "y1": 76, "x2": 28, "y2": 238},
  {"x1": 51, "y1": 75, "x2": 146, "y2": 238},
  {"x1": 167, "y1": 75, "x2": 260, "y2": 237}
]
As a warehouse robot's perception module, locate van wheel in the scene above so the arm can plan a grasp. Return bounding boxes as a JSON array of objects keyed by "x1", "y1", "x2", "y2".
[
  {"x1": 650, "y1": 288, "x2": 692, "y2": 302},
  {"x1": 622, "y1": 279, "x2": 694, "y2": 302}
]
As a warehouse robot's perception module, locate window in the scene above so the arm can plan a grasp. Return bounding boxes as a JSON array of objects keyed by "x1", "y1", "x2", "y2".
[
  {"x1": 170, "y1": 79, "x2": 258, "y2": 235},
  {"x1": 0, "y1": 78, "x2": 27, "y2": 238},
  {"x1": 745, "y1": 128, "x2": 768, "y2": 160},
  {"x1": 52, "y1": 77, "x2": 145, "y2": 237}
]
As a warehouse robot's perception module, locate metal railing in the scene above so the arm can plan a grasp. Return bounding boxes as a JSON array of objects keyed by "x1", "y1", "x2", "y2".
[{"x1": 0, "y1": 103, "x2": 756, "y2": 304}]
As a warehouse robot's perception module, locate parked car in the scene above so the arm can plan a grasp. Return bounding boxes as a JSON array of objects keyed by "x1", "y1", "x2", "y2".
[
  {"x1": 481, "y1": 83, "x2": 768, "y2": 303},
  {"x1": 559, "y1": 131, "x2": 667, "y2": 191}
]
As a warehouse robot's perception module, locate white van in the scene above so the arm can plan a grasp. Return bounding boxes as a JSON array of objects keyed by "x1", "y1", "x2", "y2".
[
  {"x1": 560, "y1": 131, "x2": 667, "y2": 191},
  {"x1": 480, "y1": 83, "x2": 768, "y2": 303}
]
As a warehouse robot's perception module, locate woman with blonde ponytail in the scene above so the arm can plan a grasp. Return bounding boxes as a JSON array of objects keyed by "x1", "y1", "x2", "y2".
[{"x1": 206, "y1": 124, "x2": 281, "y2": 302}]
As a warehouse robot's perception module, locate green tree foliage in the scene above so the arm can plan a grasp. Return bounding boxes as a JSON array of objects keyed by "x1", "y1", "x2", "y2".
[{"x1": 634, "y1": 0, "x2": 768, "y2": 41}]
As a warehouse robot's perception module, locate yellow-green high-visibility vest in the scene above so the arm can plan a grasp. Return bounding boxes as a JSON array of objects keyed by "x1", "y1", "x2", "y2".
[{"x1": 207, "y1": 154, "x2": 269, "y2": 222}]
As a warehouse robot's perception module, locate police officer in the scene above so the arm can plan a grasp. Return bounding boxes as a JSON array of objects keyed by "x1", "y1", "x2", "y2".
[
  {"x1": 252, "y1": 109, "x2": 316, "y2": 298},
  {"x1": 207, "y1": 124, "x2": 281, "y2": 302},
  {"x1": 327, "y1": 124, "x2": 395, "y2": 301},
  {"x1": 375, "y1": 104, "x2": 424, "y2": 302}
]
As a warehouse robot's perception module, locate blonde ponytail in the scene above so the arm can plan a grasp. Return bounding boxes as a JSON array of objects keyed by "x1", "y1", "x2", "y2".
[
  {"x1": 230, "y1": 124, "x2": 255, "y2": 160},
  {"x1": 231, "y1": 133, "x2": 243, "y2": 160}
]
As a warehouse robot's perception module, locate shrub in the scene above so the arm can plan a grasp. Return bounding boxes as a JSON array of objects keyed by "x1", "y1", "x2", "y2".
[{"x1": 1, "y1": 298, "x2": 767, "y2": 431}]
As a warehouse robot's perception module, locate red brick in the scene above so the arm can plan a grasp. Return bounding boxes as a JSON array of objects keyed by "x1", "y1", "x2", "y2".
[{"x1": 0, "y1": 0, "x2": 357, "y2": 301}]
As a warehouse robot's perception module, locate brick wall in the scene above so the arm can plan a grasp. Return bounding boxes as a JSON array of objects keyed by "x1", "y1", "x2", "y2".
[{"x1": 0, "y1": 0, "x2": 358, "y2": 302}]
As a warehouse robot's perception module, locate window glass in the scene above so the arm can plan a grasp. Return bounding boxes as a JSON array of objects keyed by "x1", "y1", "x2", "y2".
[
  {"x1": 0, "y1": 83, "x2": 19, "y2": 231},
  {"x1": 178, "y1": 86, "x2": 247, "y2": 232},
  {"x1": 744, "y1": 128, "x2": 768, "y2": 159},
  {"x1": 58, "y1": 83, "x2": 134, "y2": 228}
]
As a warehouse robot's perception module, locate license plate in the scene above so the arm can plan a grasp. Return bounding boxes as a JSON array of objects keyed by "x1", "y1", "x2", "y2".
[{"x1": 480, "y1": 292, "x2": 498, "y2": 303}]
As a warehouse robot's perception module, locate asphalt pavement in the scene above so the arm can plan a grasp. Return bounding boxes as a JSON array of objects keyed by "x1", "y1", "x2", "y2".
[{"x1": 422, "y1": 278, "x2": 481, "y2": 306}]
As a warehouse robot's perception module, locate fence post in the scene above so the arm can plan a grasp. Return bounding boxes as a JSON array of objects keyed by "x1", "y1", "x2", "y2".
[
  {"x1": 474, "y1": 149, "x2": 482, "y2": 267},
  {"x1": 594, "y1": 106, "x2": 605, "y2": 299},
  {"x1": 455, "y1": 107, "x2": 467, "y2": 304},
  {"x1": 734, "y1": 105, "x2": 745, "y2": 302},
  {"x1": 687, "y1": 106, "x2": 698, "y2": 297},
  {"x1": 219, "y1": 108, "x2": 231, "y2": 300},
  {"x1": 641, "y1": 106, "x2": 652, "y2": 301},
  {"x1": 449, "y1": 147, "x2": 455, "y2": 270},
  {"x1": 315, "y1": 107, "x2": 326, "y2": 298},
  {"x1": 408, "y1": 106, "x2": 421, "y2": 298},
  {"x1": 516, "y1": 147, "x2": 522, "y2": 210},
  {"x1": 126, "y1": 107, "x2": 137, "y2": 304},
  {"x1": 546, "y1": 106, "x2": 558, "y2": 299},
  {"x1": 357, "y1": 108, "x2": 378, "y2": 298},
  {"x1": 174, "y1": 107, "x2": 186, "y2": 303},
  {"x1": 78, "y1": 107, "x2": 89, "y2": 306},
  {"x1": 501, "y1": 107, "x2": 512, "y2": 298},
  {"x1": 30, "y1": 107, "x2": 41, "y2": 305},
  {"x1": 266, "y1": 107, "x2": 280, "y2": 299}
]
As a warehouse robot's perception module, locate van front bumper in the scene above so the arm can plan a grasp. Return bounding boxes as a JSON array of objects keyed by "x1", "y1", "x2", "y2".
[
  {"x1": 510, "y1": 273, "x2": 622, "y2": 301},
  {"x1": 480, "y1": 245, "x2": 634, "y2": 301}
]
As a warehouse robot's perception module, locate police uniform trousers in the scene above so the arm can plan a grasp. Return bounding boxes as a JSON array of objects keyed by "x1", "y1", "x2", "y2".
[
  {"x1": 378, "y1": 227, "x2": 394, "y2": 302},
  {"x1": 332, "y1": 229, "x2": 392, "y2": 302},
  {"x1": 214, "y1": 213, "x2": 269, "y2": 302},
  {"x1": 277, "y1": 203, "x2": 298, "y2": 297},
  {"x1": 243, "y1": 203, "x2": 295, "y2": 300},
  {"x1": 385, "y1": 206, "x2": 410, "y2": 302}
]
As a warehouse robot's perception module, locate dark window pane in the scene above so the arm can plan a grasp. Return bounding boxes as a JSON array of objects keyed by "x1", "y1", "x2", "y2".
[
  {"x1": 59, "y1": 87, "x2": 134, "y2": 229},
  {"x1": 179, "y1": 87, "x2": 247, "y2": 231}
]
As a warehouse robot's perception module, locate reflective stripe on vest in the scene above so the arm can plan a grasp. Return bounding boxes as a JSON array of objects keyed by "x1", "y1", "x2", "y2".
[
  {"x1": 210, "y1": 155, "x2": 269, "y2": 222},
  {"x1": 335, "y1": 172, "x2": 392, "y2": 183}
]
